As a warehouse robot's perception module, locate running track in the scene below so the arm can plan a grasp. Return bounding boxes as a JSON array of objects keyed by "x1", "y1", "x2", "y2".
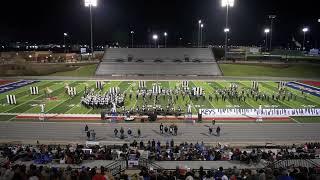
[{"x1": 0, "y1": 122, "x2": 319, "y2": 145}]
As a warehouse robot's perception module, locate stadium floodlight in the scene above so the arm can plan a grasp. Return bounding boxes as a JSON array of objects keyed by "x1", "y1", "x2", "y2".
[
  {"x1": 164, "y1": 32, "x2": 168, "y2": 48},
  {"x1": 153, "y1": 34, "x2": 158, "y2": 40},
  {"x1": 221, "y1": 0, "x2": 234, "y2": 7},
  {"x1": 224, "y1": 28, "x2": 230, "y2": 33},
  {"x1": 268, "y1": 15, "x2": 276, "y2": 50},
  {"x1": 84, "y1": 0, "x2": 98, "y2": 59},
  {"x1": 200, "y1": 24, "x2": 204, "y2": 47},
  {"x1": 198, "y1": 20, "x2": 202, "y2": 47},
  {"x1": 222, "y1": 0, "x2": 235, "y2": 60},
  {"x1": 63, "y1": 33, "x2": 68, "y2": 53},
  {"x1": 302, "y1": 27, "x2": 309, "y2": 51},
  {"x1": 153, "y1": 34, "x2": 158, "y2": 48},
  {"x1": 130, "y1": 31, "x2": 134, "y2": 48},
  {"x1": 264, "y1": 28, "x2": 270, "y2": 51},
  {"x1": 85, "y1": 0, "x2": 97, "y2": 7}
]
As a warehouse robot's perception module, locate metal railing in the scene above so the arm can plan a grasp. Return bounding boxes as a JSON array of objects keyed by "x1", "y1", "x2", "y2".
[
  {"x1": 139, "y1": 158, "x2": 163, "y2": 170},
  {"x1": 105, "y1": 158, "x2": 127, "y2": 176},
  {"x1": 267, "y1": 159, "x2": 320, "y2": 169}
]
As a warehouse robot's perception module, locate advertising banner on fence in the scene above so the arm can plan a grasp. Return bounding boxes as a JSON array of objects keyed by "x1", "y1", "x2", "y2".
[{"x1": 199, "y1": 108, "x2": 320, "y2": 117}]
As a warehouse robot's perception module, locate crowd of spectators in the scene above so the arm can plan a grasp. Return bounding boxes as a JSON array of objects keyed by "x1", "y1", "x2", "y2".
[
  {"x1": 127, "y1": 140, "x2": 320, "y2": 164},
  {"x1": 0, "y1": 144, "x2": 115, "y2": 165},
  {"x1": 0, "y1": 142, "x2": 320, "y2": 179},
  {"x1": 0, "y1": 163, "x2": 319, "y2": 180},
  {"x1": 0, "y1": 164, "x2": 113, "y2": 180},
  {"x1": 135, "y1": 166, "x2": 320, "y2": 180},
  {"x1": 1, "y1": 142, "x2": 320, "y2": 166}
]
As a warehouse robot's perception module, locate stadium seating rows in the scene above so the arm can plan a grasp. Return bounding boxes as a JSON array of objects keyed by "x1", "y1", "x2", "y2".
[
  {"x1": 97, "y1": 48, "x2": 222, "y2": 76},
  {"x1": 102, "y1": 48, "x2": 215, "y2": 62}
]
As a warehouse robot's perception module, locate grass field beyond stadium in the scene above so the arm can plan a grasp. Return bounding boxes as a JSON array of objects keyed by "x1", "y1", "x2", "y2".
[{"x1": 47, "y1": 64, "x2": 320, "y2": 78}]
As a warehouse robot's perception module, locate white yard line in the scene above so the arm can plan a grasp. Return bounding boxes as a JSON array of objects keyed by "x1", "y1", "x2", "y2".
[
  {"x1": 196, "y1": 81, "x2": 217, "y2": 109},
  {"x1": 40, "y1": 83, "x2": 85, "y2": 114},
  {"x1": 289, "y1": 117, "x2": 301, "y2": 124},
  {"x1": 0, "y1": 81, "x2": 49, "y2": 100},
  {"x1": 85, "y1": 81, "x2": 123, "y2": 114},
  {"x1": 124, "y1": 82, "x2": 133, "y2": 93},
  {"x1": 0, "y1": 113, "x2": 19, "y2": 116},
  {"x1": 64, "y1": 84, "x2": 96, "y2": 114},
  {"x1": 125, "y1": 82, "x2": 137, "y2": 109},
  {"x1": 7, "y1": 115, "x2": 17, "y2": 122},
  {"x1": 4, "y1": 83, "x2": 64, "y2": 113},
  {"x1": 132, "y1": 97, "x2": 138, "y2": 110}
]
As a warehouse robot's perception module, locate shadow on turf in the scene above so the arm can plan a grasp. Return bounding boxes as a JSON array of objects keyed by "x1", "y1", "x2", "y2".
[{"x1": 152, "y1": 129, "x2": 182, "y2": 137}]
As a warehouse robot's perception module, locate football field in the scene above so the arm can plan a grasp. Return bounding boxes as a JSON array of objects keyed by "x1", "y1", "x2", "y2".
[{"x1": 0, "y1": 80, "x2": 320, "y2": 123}]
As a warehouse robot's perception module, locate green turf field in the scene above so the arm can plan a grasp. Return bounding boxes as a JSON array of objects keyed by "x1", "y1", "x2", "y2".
[
  {"x1": 49, "y1": 64, "x2": 98, "y2": 77},
  {"x1": 0, "y1": 80, "x2": 320, "y2": 117},
  {"x1": 0, "y1": 115, "x2": 16, "y2": 121},
  {"x1": 45, "y1": 63, "x2": 320, "y2": 78},
  {"x1": 220, "y1": 64, "x2": 320, "y2": 78},
  {"x1": 291, "y1": 116, "x2": 320, "y2": 123}
]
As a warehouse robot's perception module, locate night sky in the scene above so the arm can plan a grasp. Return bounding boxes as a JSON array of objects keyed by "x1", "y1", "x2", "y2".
[{"x1": 0, "y1": 0, "x2": 319, "y2": 47}]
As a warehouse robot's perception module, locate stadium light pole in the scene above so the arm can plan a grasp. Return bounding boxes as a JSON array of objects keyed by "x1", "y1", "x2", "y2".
[
  {"x1": 63, "y1": 33, "x2": 68, "y2": 53},
  {"x1": 222, "y1": 0, "x2": 234, "y2": 60},
  {"x1": 198, "y1": 20, "x2": 202, "y2": 47},
  {"x1": 130, "y1": 31, "x2": 134, "y2": 48},
  {"x1": 318, "y1": 19, "x2": 320, "y2": 48},
  {"x1": 164, "y1": 32, "x2": 168, "y2": 48},
  {"x1": 268, "y1": 15, "x2": 276, "y2": 51},
  {"x1": 302, "y1": 27, "x2": 309, "y2": 51},
  {"x1": 85, "y1": 0, "x2": 97, "y2": 59},
  {"x1": 224, "y1": 28, "x2": 230, "y2": 58},
  {"x1": 200, "y1": 24, "x2": 204, "y2": 47},
  {"x1": 264, "y1": 28, "x2": 270, "y2": 52},
  {"x1": 153, "y1": 34, "x2": 158, "y2": 48}
]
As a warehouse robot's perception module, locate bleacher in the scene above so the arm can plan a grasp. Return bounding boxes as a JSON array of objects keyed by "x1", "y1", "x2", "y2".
[
  {"x1": 96, "y1": 48, "x2": 222, "y2": 76},
  {"x1": 102, "y1": 48, "x2": 215, "y2": 62}
]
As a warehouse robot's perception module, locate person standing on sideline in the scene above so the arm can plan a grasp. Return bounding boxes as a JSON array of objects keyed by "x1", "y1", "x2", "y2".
[
  {"x1": 216, "y1": 126, "x2": 221, "y2": 137},
  {"x1": 120, "y1": 127, "x2": 124, "y2": 139},
  {"x1": 137, "y1": 128, "x2": 141, "y2": 137},
  {"x1": 174, "y1": 124, "x2": 178, "y2": 136},
  {"x1": 169, "y1": 125, "x2": 173, "y2": 135},
  {"x1": 120, "y1": 127, "x2": 124, "y2": 135},
  {"x1": 164, "y1": 125, "x2": 168, "y2": 133},
  {"x1": 87, "y1": 131, "x2": 90, "y2": 140},
  {"x1": 127, "y1": 128, "x2": 132, "y2": 136},
  {"x1": 170, "y1": 139, "x2": 174, "y2": 148},
  {"x1": 209, "y1": 126, "x2": 213, "y2": 135},
  {"x1": 91, "y1": 130, "x2": 96, "y2": 141},
  {"x1": 85, "y1": 124, "x2": 89, "y2": 132},
  {"x1": 160, "y1": 123, "x2": 164, "y2": 134}
]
